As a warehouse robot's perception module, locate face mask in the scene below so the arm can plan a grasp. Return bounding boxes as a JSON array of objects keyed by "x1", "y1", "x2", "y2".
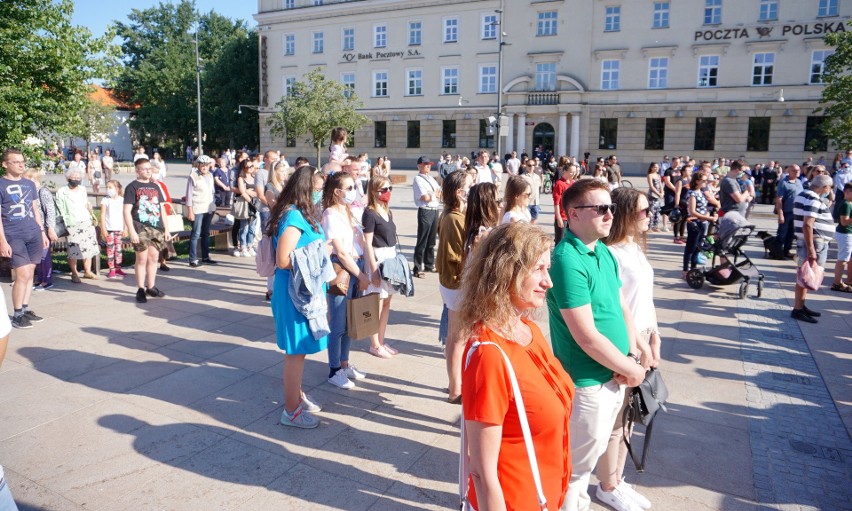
[
  {"x1": 312, "y1": 191, "x2": 323, "y2": 203},
  {"x1": 152, "y1": 174, "x2": 161, "y2": 181},
  {"x1": 343, "y1": 188, "x2": 357, "y2": 204},
  {"x1": 820, "y1": 192, "x2": 830, "y2": 200},
  {"x1": 107, "y1": 188, "x2": 117, "y2": 198},
  {"x1": 68, "y1": 179, "x2": 81, "y2": 188},
  {"x1": 378, "y1": 191, "x2": 391, "y2": 203},
  {"x1": 459, "y1": 189, "x2": 469, "y2": 202}
]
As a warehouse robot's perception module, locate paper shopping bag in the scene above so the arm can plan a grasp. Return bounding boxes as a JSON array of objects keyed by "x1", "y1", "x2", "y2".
[{"x1": 347, "y1": 293, "x2": 380, "y2": 339}]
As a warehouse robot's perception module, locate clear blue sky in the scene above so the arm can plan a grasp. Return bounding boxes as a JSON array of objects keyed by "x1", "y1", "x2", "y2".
[{"x1": 71, "y1": 0, "x2": 256, "y2": 38}]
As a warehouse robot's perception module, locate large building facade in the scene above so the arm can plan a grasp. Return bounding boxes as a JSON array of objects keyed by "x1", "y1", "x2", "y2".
[{"x1": 254, "y1": 0, "x2": 850, "y2": 170}]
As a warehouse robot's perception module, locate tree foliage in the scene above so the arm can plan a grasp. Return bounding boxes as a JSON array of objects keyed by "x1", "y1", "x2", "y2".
[
  {"x1": 112, "y1": 1, "x2": 258, "y2": 156},
  {"x1": 71, "y1": 93, "x2": 121, "y2": 156},
  {"x1": 268, "y1": 68, "x2": 370, "y2": 163},
  {"x1": 0, "y1": 0, "x2": 117, "y2": 151},
  {"x1": 818, "y1": 27, "x2": 852, "y2": 149}
]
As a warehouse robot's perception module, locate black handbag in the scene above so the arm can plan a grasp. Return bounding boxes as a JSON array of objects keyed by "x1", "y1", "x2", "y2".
[
  {"x1": 54, "y1": 215, "x2": 69, "y2": 238},
  {"x1": 623, "y1": 368, "x2": 669, "y2": 472}
]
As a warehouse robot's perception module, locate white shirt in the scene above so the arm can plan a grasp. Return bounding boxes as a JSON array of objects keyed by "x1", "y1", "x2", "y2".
[
  {"x1": 609, "y1": 241, "x2": 659, "y2": 335},
  {"x1": 100, "y1": 196, "x2": 125, "y2": 232},
  {"x1": 507, "y1": 158, "x2": 521, "y2": 176},
  {"x1": 500, "y1": 209, "x2": 532, "y2": 225},
  {"x1": 322, "y1": 207, "x2": 362, "y2": 257},
  {"x1": 474, "y1": 164, "x2": 493, "y2": 184},
  {"x1": 522, "y1": 173, "x2": 541, "y2": 206},
  {"x1": 413, "y1": 173, "x2": 441, "y2": 208}
]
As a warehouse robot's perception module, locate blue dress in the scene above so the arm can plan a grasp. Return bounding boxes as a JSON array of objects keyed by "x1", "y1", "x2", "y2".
[{"x1": 271, "y1": 208, "x2": 329, "y2": 354}]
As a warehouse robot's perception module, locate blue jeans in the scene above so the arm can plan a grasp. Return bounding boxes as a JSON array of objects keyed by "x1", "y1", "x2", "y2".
[
  {"x1": 438, "y1": 304, "x2": 448, "y2": 346},
  {"x1": 683, "y1": 220, "x2": 707, "y2": 271},
  {"x1": 776, "y1": 212, "x2": 795, "y2": 252},
  {"x1": 189, "y1": 212, "x2": 212, "y2": 261},
  {"x1": 0, "y1": 471, "x2": 18, "y2": 511},
  {"x1": 327, "y1": 258, "x2": 362, "y2": 371},
  {"x1": 259, "y1": 209, "x2": 271, "y2": 234},
  {"x1": 239, "y1": 217, "x2": 255, "y2": 249}
]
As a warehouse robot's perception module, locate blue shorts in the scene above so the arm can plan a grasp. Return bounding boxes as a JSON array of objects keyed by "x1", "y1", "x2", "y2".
[
  {"x1": 528, "y1": 205, "x2": 541, "y2": 221},
  {"x1": 8, "y1": 230, "x2": 43, "y2": 269},
  {"x1": 797, "y1": 239, "x2": 829, "y2": 267}
]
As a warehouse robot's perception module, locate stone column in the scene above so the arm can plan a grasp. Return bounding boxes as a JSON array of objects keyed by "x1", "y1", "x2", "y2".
[
  {"x1": 517, "y1": 114, "x2": 526, "y2": 155},
  {"x1": 506, "y1": 114, "x2": 514, "y2": 154},
  {"x1": 558, "y1": 113, "x2": 568, "y2": 157},
  {"x1": 570, "y1": 113, "x2": 580, "y2": 159}
]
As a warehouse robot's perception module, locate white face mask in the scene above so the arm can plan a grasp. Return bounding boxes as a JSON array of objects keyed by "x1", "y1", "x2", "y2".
[
  {"x1": 107, "y1": 188, "x2": 117, "y2": 198},
  {"x1": 343, "y1": 188, "x2": 357, "y2": 204}
]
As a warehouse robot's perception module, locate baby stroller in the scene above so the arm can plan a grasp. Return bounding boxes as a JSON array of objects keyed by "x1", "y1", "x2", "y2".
[{"x1": 685, "y1": 211, "x2": 765, "y2": 299}]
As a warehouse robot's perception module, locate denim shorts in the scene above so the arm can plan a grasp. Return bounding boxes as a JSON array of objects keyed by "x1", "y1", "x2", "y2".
[
  {"x1": 797, "y1": 239, "x2": 829, "y2": 267},
  {"x1": 528, "y1": 205, "x2": 541, "y2": 220},
  {"x1": 835, "y1": 231, "x2": 852, "y2": 262}
]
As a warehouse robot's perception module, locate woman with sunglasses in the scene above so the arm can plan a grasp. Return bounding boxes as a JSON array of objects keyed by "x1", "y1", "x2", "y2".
[
  {"x1": 599, "y1": 187, "x2": 660, "y2": 511},
  {"x1": 362, "y1": 176, "x2": 398, "y2": 358},
  {"x1": 683, "y1": 171, "x2": 717, "y2": 279},
  {"x1": 500, "y1": 176, "x2": 532, "y2": 224}
]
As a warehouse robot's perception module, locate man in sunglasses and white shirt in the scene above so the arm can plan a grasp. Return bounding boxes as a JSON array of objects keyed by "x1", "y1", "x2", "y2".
[{"x1": 547, "y1": 179, "x2": 650, "y2": 511}]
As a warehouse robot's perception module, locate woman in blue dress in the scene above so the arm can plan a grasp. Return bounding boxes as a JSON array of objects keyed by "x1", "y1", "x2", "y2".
[{"x1": 267, "y1": 165, "x2": 329, "y2": 429}]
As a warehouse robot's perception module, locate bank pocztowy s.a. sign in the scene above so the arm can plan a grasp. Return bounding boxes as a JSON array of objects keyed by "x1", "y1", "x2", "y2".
[
  {"x1": 694, "y1": 20, "x2": 848, "y2": 41},
  {"x1": 342, "y1": 49, "x2": 422, "y2": 62}
]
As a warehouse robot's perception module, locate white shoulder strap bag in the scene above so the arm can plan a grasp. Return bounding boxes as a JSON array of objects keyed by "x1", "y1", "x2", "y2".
[{"x1": 459, "y1": 341, "x2": 548, "y2": 511}]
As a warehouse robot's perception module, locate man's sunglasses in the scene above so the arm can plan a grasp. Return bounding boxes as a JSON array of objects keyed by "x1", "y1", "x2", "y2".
[{"x1": 574, "y1": 204, "x2": 616, "y2": 215}]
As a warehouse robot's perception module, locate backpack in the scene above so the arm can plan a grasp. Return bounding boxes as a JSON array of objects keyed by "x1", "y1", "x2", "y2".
[{"x1": 256, "y1": 234, "x2": 276, "y2": 277}]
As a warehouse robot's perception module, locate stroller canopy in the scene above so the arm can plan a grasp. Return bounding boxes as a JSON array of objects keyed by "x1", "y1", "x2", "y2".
[{"x1": 717, "y1": 212, "x2": 753, "y2": 250}]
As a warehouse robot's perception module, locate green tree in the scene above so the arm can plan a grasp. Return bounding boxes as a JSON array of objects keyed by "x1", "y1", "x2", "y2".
[
  {"x1": 71, "y1": 93, "x2": 121, "y2": 157},
  {"x1": 268, "y1": 68, "x2": 370, "y2": 163},
  {"x1": 818, "y1": 28, "x2": 852, "y2": 149},
  {"x1": 0, "y1": 0, "x2": 117, "y2": 152}
]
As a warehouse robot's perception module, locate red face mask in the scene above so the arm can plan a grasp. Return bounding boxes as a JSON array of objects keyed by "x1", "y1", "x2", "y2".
[{"x1": 378, "y1": 191, "x2": 391, "y2": 203}]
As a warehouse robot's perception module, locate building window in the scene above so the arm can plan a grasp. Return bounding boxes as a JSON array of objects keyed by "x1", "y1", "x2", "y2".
[
  {"x1": 698, "y1": 55, "x2": 719, "y2": 87},
  {"x1": 342, "y1": 28, "x2": 355, "y2": 51},
  {"x1": 407, "y1": 121, "x2": 420, "y2": 148},
  {"x1": 601, "y1": 60, "x2": 620, "y2": 90},
  {"x1": 374, "y1": 24, "x2": 387, "y2": 48},
  {"x1": 648, "y1": 57, "x2": 668, "y2": 89},
  {"x1": 313, "y1": 0, "x2": 323, "y2": 5},
  {"x1": 704, "y1": 0, "x2": 722, "y2": 25},
  {"x1": 759, "y1": 0, "x2": 778, "y2": 21},
  {"x1": 818, "y1": 0, "x2": 838, "y2": 17},
  {"x1": 479, "y1": 64, "x2": 497, "y2": 93},
  {"x1": 599, "y1": 119, "x2": 618, "y2": 149},
  {"x1": 374, "y1": 121, "x2": 386, "y2": 148},
  {"x1": 537, "y1": 11, "x2": 557, "y2": 36},
  {"x1": 752, "y1": 52, "x2": 774, "y2": 85},
  {"x1": 373, "y1": 71, "x2": 388, "y2": 97},
  {"x1": 442, "y1": 67, "x2": 459, "y2": 94},
  {"x1": 653, "y1": 2, "x2": 670, "y2": 28},
  {"x1": 747, "y1": 117, "x2": 771, "y2": 151},
  {"x1": 694, "y1": 117, "x2": 716, "y2": 151},
  {"x1": 444, "y1": 18, "x2": 458, "y2": 43},
  {"x1": 535, "y1": 63, "x2": 557, "y2": 91},
  {"x1": 482, "y1": 14, "x2": 497, "y2": 39},
  {"x1": 644, "y1": 118, "x2": 665, "y2": 151},
  {"x1": 312, "y1": 32, "x2": 324, "y2": 54},
  {"x1": 341, "y1": 72, "x2": 355, "y2": 98},
  {"x1": 406, "y1": 69, "x2": 423, "y2": 96},
  {"x1": 284, "y1": 0, "x2": 294, "y2": 8},
  {"x1": 605, "y1": 6, "x2": 621, "y2": 32},
  {"x1": 408, "y1": 21, "x2": 422, "y2": 45},
  {"x1": 283, "y1": 76, "x2": 296, "y2": 97},
  {"x1": 479, "y1": 119, "x2": 495, "y2": 149},
  {"x1": 804, "y1": 116, "x2": 828, "y2": 152},
  {"x1": 442, "y1": 120, "x2": 457, "y2": 148},
  {"x1": 284, "y1": 34, "x2": 295, "y2": 56},
  {"x1": 810, "y1": 50, "x2": 832, "y2": 84}
]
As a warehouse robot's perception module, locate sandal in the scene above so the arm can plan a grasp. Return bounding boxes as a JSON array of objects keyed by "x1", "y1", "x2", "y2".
[
  {"x1": 448, "y1": 395, "x2": 462, "y2": 405},
  {"x1": 71, "y1": 274, "x2": 82, "y2": 284},
  {"x1": 831, "y1": 282, "x2": 852, "y2": 293},
  {"x1": 414, "y1": 271, "x2": 426, "y2": 279}
]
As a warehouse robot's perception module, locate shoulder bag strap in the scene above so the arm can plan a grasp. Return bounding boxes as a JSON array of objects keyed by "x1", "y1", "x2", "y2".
[
  {"x1": 622, "y1": 392, "x2": 655, "y2": 473},
  {"x1": 459, "y1": 341, "x2": 548, "y2": 511}
]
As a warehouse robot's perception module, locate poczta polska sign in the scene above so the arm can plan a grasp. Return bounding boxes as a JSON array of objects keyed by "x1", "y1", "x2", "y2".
[
  {"x1": 694, "y1": 20, "x2": 848, "y2": 41},
  {"x1": 342, "y1": 49, "x2": 422, "y2": 62}
]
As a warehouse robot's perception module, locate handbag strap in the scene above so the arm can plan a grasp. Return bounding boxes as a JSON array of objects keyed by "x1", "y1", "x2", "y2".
[
  {"x1": 459, "y1": 341, "x2": 548, "y2": 511},
  {"x1": 622, "y1": 388, "x2": 658, "y2": 473}
]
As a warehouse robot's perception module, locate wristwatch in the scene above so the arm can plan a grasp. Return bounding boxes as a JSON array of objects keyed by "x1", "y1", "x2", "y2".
[{"x1": 627, "y1": 352, "x2": 642, "y2": 365}]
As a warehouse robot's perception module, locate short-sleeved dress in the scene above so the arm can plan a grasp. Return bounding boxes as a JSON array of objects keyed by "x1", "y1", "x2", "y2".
[{"x1": 271, "y1": 208, "x2": 329, "y2": 354}]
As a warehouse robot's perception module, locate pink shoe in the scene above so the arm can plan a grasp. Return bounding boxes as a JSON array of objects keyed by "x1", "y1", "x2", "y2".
[
  {"x1": 383, "y1": 344, "x2": 398, "y2": 355},
  {"x1": 369, "y1": 346, "x2": 392, "y2": 359},
  {"x1": 107, "y1": 269, "x2": 117, "y2": 279},
  {"x1": 115, "y1": 267, "x2": 127, "y2": 277}
]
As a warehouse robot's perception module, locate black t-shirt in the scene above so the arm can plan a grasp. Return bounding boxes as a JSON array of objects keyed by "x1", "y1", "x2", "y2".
[
  {"x1": 124, "y1": 180, "x2": 165, "y2": 232},
  {"x1": 663, "y1": 168, "x2": 682, "y2": 199},
  {"x1": 362, "y1": 208, "x2": 396, "y2": 248}
]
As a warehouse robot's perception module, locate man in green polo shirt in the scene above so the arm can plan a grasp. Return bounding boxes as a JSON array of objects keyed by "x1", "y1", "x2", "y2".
[{"x1": 547, "y1": 179, "x2": 649, "y2": 511}]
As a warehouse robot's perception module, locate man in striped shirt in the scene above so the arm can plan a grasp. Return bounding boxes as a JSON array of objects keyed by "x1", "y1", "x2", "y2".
[{"x1": 791, "y1": 175, "x2": 835, "y2": 323}]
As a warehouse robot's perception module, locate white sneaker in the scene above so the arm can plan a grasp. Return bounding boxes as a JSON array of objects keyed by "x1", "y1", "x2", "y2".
[
  {"x1": 248, "y1": 248, "x2": 257, "y2": 257},
  {"x1": 300, "y1": 392, "x2": 322, "y2": 412},
  {"x1": 328, "y1": 369, "x2": 355, "y2": 389},
  {"x1": 596, "y1": 484, "x2": 643, "y2": 511},
  {"x1": 233, "y1": 249, "x2": 242, "y2": 257},
  {"x1": 343, "y1": 365, "x2": 367, "y2": 380},
  {"x1": 242, "y1": 248, "x2": 251, "y2": 257},
  {"x1": 619, "y1": 480, "x2": 651, "y2": 509},
  {"x1": 279, "y1": 405, "x2": 319, "y2": 429}
]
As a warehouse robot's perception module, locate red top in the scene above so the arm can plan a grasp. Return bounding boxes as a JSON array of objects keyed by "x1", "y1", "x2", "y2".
[
  {"x1": 462, "y1": 320, "x2": 574, "y2": 511},
  {"x1": 552, "y1": 179, "x2": 573, "y2": 221}
]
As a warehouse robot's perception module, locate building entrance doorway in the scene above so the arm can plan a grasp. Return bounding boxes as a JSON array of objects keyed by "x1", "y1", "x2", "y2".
[{"x1": 532, "y1": 123, "x2": 555, "y2": 155}]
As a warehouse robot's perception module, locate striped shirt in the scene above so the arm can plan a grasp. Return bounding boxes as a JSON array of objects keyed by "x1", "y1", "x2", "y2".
[{"x1": 793, "y1": 190, "x2": 834, "y2": 241}]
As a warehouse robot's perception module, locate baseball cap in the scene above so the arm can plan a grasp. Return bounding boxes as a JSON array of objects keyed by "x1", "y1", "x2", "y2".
[
  {"x1": 417, "y1": 156, "x2": 433, "y2": 165},
  {"x1": 196, "y1": 155, "x2": 212, "y2": 164}
]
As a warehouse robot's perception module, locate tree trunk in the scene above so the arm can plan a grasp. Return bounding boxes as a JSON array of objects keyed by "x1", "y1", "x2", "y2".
[{"x1": 315, "y1": 143, "x2": 321, "y2": 167}]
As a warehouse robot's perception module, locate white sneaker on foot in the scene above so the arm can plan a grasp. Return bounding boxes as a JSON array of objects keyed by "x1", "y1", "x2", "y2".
[
  {"x1": 596, "y1": 484, "x2": 643, "y2": 511},
  {"x1": 233, "y1": 249, "x2": 242, "y2": 257},
  {"x1": 343, "y1": 365, "x2": 366, "y2": 380},
  {"x1": 279, "y1": 405, "x2": 319, "y2": 429},
  {"x1": 248, "y1": 248, "x2": 257, "y2": 257},
  {"x1": 619, "y1": 479, "x2": 651, "y2": 509},
  {"x1": 328, "y1": 369, "x2": 355, "y2": 389},
  {"x1": 300, "y1": 392, "x2": 321, "y2": 412}
]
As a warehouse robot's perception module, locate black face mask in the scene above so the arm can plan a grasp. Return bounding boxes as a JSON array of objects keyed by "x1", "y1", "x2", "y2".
[{"x1": 68, "y1": 180, "x2": 81, "y2": 188}]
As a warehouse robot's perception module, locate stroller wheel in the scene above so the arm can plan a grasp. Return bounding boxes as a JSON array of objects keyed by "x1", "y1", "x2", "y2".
[
  {"x1": 686, "y1": 269, "x2": 705, "y2": 289},
  {"x1": 756, "y1": 278, "x2": 764, "y2": 298},
  {"x1": 738, "y1": 281, "x2": 749, "y2": 299}
]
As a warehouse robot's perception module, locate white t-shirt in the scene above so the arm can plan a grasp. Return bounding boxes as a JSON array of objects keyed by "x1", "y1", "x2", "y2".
[
  {"x1": 100, "y1": 196, "x2": 125, "y2": 232},
  {"x1": 507, "y1": 158, "x2": 521, "y2": 176},
  {"x1": 500, "y1": 209, "x2": 532, "y2": 225},
  {"x1": 608, "y1": 241, "x2": 658, "y2": 335},
  {"x1": 522, "y1": 173, "x2": 541, "y2": 206},
  {"x1": 474, "y1": 164, "x2": 493, "y2": 184},
  {"x1": 322, "y1": 207, "x2": 362, "y2": 257}
]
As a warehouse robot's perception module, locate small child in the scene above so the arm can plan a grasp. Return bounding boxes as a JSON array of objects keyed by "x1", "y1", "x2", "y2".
[
  {"x1": 328, "y1": 126, "x2": 350, "y2": 165},
  {"x1": 100, "y1": 180, "x2": 126, "y2": 279}
]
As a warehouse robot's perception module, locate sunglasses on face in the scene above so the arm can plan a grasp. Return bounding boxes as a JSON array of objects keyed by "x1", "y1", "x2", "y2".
[
  {"x1": 575, "y1": 204, "x2": 616, "y2": 216},
  {"x1": 378, "y1": 186, "x2": 393, "y2": 193},
  {"x1": 638, "y1": 207, "x2": 651, "y2": 217}
]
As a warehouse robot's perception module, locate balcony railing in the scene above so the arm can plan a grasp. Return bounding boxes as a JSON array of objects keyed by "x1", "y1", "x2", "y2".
[{"x1": 527, "y1": 93, "x2": 559, "y2": 105}]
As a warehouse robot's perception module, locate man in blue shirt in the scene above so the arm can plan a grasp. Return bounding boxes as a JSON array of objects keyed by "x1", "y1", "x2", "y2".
[{"x1": 775, "y1": 164, "x2": 804, "y2": 258}]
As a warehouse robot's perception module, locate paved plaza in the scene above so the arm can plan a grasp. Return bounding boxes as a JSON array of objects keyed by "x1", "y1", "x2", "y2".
[{"x1": 1, "y1": 166, "x2": 850, "y2": 510}]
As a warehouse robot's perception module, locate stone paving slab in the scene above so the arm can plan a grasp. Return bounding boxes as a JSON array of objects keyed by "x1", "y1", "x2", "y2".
[{"x1": 1, "y1": 168, "x2": 849, "y2": 510}]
